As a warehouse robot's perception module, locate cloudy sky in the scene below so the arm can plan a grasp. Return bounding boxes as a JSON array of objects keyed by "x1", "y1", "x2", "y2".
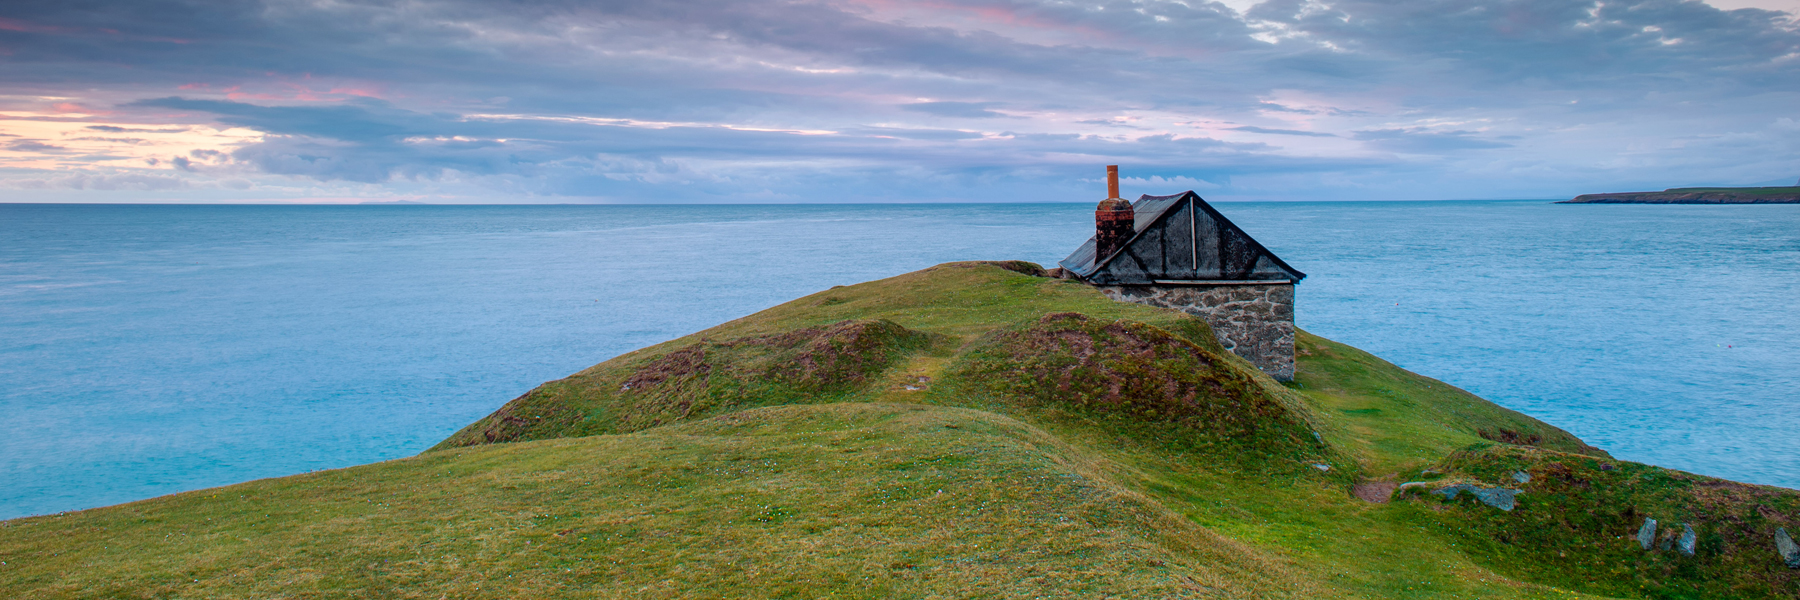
[{"x1": 1, "y1": 0, "x2": 1796, "y2": 203}]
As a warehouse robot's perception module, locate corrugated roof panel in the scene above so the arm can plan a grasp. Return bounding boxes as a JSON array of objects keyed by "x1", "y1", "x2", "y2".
[{"x1": 1058, "y1": 237, "x2": 1100, "y2": 277}]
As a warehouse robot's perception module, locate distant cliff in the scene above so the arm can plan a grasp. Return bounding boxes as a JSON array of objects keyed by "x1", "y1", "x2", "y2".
[{"x1": 1561, "y1": 186, "x2": 1800, "y2": 204}]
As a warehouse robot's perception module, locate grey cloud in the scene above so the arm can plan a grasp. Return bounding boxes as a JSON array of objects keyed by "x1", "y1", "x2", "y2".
[
  {"x1": 848, "y1": 126, "x2": 986, "y2": 140},
  {"x1": 1251, "y1": 0, "x2": 1800, "y2": 93},
  {"x1": 901, "y1": 102, "x2": 1008, "y2": 118},
  {"x1": 86, "y1": 125, "x2": 188, "y2": 133},
  {"x1": 7, "y1": 140, "x2": 70, "y2": 153},
  {"x1": 128, "y1": 96, "x2": 1339, "y2": 197},
  {"x1": 6, "y1": 173, "x2": 188, "y2": 191},
  {"x1": 1352, "y1": 129, "x2": 1512, "y2": 153},
  {"x1": 1231, "y1": 126, "x2": 1337, "y2": 137},
  {"x1": 131, "y1": 97, "x2": 424, "y2": 143}
]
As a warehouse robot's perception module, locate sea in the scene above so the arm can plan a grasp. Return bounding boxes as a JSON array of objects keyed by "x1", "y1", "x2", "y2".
[{"x1": 2, "y1": 201, "x2": 1796, "y2": 519}]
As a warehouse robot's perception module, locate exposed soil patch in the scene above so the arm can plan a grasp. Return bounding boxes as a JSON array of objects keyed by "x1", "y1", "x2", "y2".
[{"x1": 1353, "y1": 481, "x2": 1398, "y2": 503}]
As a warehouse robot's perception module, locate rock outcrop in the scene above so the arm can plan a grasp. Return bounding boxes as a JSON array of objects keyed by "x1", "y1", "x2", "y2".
[{"x1": 1561, "y1": 187, "x2": 1800, "y2": 204}]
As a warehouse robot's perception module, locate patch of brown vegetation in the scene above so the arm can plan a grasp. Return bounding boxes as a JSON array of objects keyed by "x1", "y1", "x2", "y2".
[
  {"x1": 438, "y1": 319, "x2": 938, "y2": 449},
  {"x1": 471, "y1": 392, "x2": 559, "y2": 444},
  {"x1": 1481, "y1": 427, "x2": 1609, "y2": 456},
  {"x1": 930, "y1": 260, "x2": 1047, "y2": 277},
  {"x1": 948, "y1": 312, "x2": 1323, "y2": 458},
  {"x1": 1353, "y1": 481, "x2": 1398, "y2": 503},
  {"x1": 759, "y1": 320, "x2": 908, "y2": 386},
  {"x1": 1479, "y1": 428, "x2": 1544, "y2": 446},
  {"x1": 622, "y1": 345, "x2": 711, "y2": 392},
  {"x1": 971, "y1": 260, "x2": 1048, "y2": 277}
]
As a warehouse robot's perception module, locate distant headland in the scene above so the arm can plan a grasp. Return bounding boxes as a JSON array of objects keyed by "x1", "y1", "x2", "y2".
[{"x1": 1561, "y1": 185, "x2": 1800, "y2": 204}]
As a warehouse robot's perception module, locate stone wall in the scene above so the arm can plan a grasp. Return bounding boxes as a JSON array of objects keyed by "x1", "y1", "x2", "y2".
[{"x1": 1096, "y1": 284, "x2": 1295, "y2": 381}]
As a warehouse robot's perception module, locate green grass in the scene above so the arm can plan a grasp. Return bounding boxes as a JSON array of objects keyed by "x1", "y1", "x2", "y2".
[
  {"x1": 1662, "y1": 187, "x2": 1800, "y2": 196},
  {"x1": 0, "y1": 404, "x2": 1330, "y2": 599},
  {"x1": 1288, "y1": 331, "x2": 1604, "y2": 477},
  {"x1": 4, "y1": 261, "x2": 1794, "y2": 599}
]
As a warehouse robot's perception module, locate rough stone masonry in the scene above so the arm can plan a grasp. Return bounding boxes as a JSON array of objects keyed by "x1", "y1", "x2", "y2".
[{"x1": 1096, "y1": 283, "x2": 1296, "y2": 381}]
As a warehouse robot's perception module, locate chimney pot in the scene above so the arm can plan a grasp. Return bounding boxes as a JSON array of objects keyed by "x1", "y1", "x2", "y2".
[{"x1": 1095, "y1": 165, "x2": 1133, "y2": 260}]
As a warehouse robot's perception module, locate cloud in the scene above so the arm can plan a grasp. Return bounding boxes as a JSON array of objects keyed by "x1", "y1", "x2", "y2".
[
  {"x1": 1352, "y1": 129, "x2": 1513, "y2": 153},
  {"x1": 0, "y1": 0, "x2": 1793, "y2": 201},
  {"x1": 131, "y1": 97, "x2": 422, "y2": 142},
  {"x1": 847, "y1": 126, "x2": 985, "y2": 140},
  {"x1": 6, "y1": 139, "x2": 70, "y2": 153},
  {"x1": 901, "y1": 102, "x2": 1008, "y2": 118},
  {"x1": 85, "y1": 125, "x2": 188, "y2": 133},
  {"x1": 1230, "y1": 126, "x2": 1338, "y2": 137},
  {"x1": 6, "y1": 173, "x2": 188, "y2": 191}
]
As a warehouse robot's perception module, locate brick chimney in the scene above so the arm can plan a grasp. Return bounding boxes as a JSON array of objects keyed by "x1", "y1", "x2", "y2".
[{"x1": 1094, "y1": 165, "x2": 1134, "y2": 260}]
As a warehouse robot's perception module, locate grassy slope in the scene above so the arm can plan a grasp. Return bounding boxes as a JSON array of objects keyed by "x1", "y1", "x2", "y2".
[
  {"x1": 1289, "y1": 331, "x2": 1604, "y2": 477},
  {"x1": 1662, "y1": 187, "x2": 1800, "y2": 196},
  {"x1": 3, "y1": 262, "x2": 1794, "y2": 599},
  {"x1": 0, "y1": 404, "x2": 1324, "y2": 599}
]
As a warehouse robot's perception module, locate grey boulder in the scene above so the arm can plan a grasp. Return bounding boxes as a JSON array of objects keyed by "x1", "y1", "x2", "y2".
[
  {"x1": 1778, "y1": 528, "x2": 1800, "y2": 569},
  {"x1": 1637, "y1": 518, "x2": 1657, "y2": 551},
  {"x1": 1437, "y1": 484, "x2": 1523, "y2": 511}
]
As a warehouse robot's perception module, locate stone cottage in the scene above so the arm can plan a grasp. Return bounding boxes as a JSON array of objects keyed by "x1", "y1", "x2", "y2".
[{"x1": 1056, "y1": 166, "x2": 1305, "y2": 380}]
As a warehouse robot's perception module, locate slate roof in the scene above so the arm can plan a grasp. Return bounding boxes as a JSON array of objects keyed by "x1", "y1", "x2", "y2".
[{"x1": 1058, "y1": 191, "x2": 1305, "y2": 285}]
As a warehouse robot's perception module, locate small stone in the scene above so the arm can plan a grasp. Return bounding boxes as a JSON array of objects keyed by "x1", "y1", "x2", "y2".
[
  {"x1": 1512, "y1": 471, "x2": 1531, "y2": 484},
  {"x1": 1777, "y1": 528, "x2": 1800, "y2": 569},
  {"x1": 1312, "y1": 463, "x2": 1330, "y2": 471},
  {"x1": 1637, "y1": 518, "x2": 1658, "y2": 551},
  {"x1": 1678, "y1": 523, "x2": 1696, "y2": 556},
  {"x1": 1470, "y1": 487, "x2": 1521, "y2": 511}
]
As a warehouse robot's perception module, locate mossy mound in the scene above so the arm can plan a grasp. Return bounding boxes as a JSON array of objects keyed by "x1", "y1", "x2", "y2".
[
  {"x1": 437, "y1": 319, "x2": 944, "y2": 447},
  {"x1": 942, "y1": 311, "x2": 1328, "y2": 464},
  {"x1": 1400, "y1": 444, "x2": 1800, "y2": 599}
]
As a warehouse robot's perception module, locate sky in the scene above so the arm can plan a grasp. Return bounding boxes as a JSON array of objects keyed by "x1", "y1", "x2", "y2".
[{"x1": 1, "y1": 0, "x2": 1796, "y2": 203}]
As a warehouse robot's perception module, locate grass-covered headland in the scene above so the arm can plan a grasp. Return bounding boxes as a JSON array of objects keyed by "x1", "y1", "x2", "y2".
[{"x1": 4, "y1": 262, "x2": 1797, "y2": 598}]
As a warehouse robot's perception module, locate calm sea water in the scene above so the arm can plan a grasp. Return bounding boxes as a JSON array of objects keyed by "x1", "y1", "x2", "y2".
[{"x1": 2, "y1": 201, "x2": 1796, "y2": 518}]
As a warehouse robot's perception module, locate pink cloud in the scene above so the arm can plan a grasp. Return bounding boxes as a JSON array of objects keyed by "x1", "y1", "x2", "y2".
[
  {"x1": 328, "y1": 87, "x2": 385, "y2": 99},
  {"x1": 0, "y1": 17, "x2": 77, "y2": 34}
]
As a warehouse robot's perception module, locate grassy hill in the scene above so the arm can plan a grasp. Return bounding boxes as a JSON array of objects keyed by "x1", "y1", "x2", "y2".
[
  {"x1": 1562, "y1": 186, "x2": 1800, "y2": 203},
  {"x1": 4, "y1": 262, "x2": 1796, "y2": 598}
]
